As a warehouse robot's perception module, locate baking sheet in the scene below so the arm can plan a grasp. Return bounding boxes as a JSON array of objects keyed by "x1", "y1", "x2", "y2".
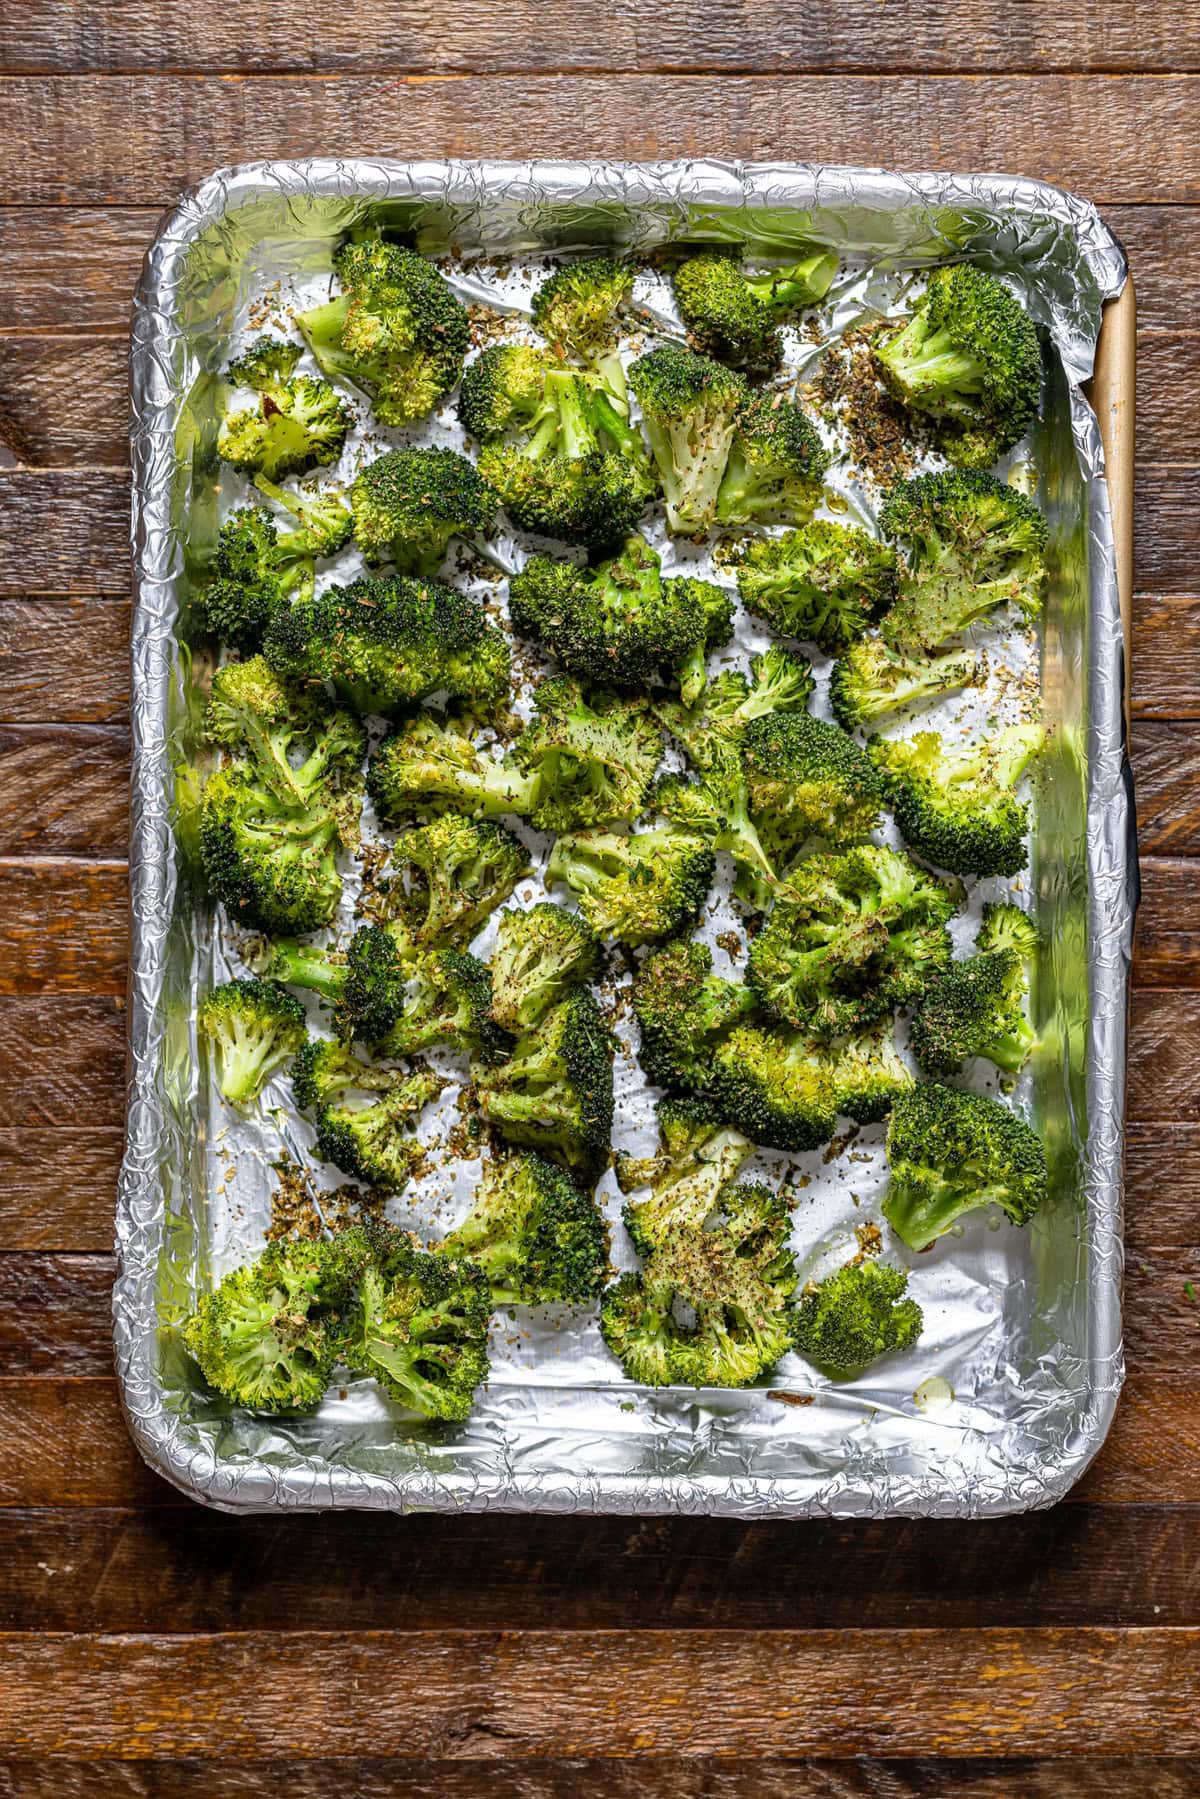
[{"x1": 120, "y1": 160, "x2": 1134, "y2": 1516}]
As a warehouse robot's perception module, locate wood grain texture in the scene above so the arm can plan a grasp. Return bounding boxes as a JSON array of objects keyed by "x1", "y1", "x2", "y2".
[
  {"x1": 3, "y1": 75, "x2": 1200, "y2": 208},
  {"x1": 1135, "y1": 858, "x2": 1200, "y2": 986},
  {"x1": 0, "y1": 1128, "x2": 122, "y2": 1251},
  {"x1": 1132, "y1": 597, "x2": 1200, "y2": 720},
  {"x1": 0, "y1": 599, "x2": 130, "y2": 724},
  {"x1": 0, "y1": 725, "x2": 129, "y2": 856},
  {"x1": 0, "y1": 860, "x2": 126, "y2": 993},
  {"x1": 0, "y1": 997, "x2": 126, "y2": 1128},
  {"x1": 0, "y1": 1255, "x2": 116, "y2": 1375}
]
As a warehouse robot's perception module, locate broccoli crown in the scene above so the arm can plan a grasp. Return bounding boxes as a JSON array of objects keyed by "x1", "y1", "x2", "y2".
[
  {"x1": 873, "y1": 264, "x2": 1042, "y2": 466},
  {"x1": 628, "y1": 345, "x2": 748, "y2": 533},
  {"x1": 200, "y1": 507, "x2": 313, "y2": 652},
  {"x1": 672, "y1": 252, "x2": 783, "y2": 373},
  {"x1": 513, "y1": 678, "x2": 662, "y2": 833},
  {"x1": 508, "y1": 535, "x2": 732, "y2": 693},
  {"x1": 829, "y1": 638, "x2": 977, "y2": 731},
  {"x1": 308, "y1": 1061, "x2": 445, "y2": 1191},
  {"x1": 198, "y1": 977, "x2": 308, "y2": 1107},
  {"x1": 740, "y1": 712, "x2": 884, "y2": 864},
  {"x1": 459, "y1": 344, "x2": 557, "y2": 442},
  {"x1": 297, "y1": 238, "x2": 470, "y2": 426},
  {"x1": 262, "y1": 573, "x2": 511, "y2": 717},
  {"x1": 977, "y1": 898, "x2": 1039, "y2": 959},
  {"x1": 488, "y1": 901, "x2": 600, "y2": 1034},
  {"x1": 366, "y1": 714, "x2": 538, "y2": 826},
  {"x1": 747, "y1": 844, "x2": 957, "y2": 1037},
  {"x1": 530, "y1": 256, "x2": 634, "y2": 359},
  {"x1": 715, "y1": 393, "x2": 830, "y2": 528},
  {"x1": 652, "y1": 749, "x2": 779, "y2": 910},
  {"x1": 218, "y1": 340, "x2": 351, "y2": 480},
  {"x1": 382, "y1": 813, "x2": 528, "y2": 953},
  {"x1": 253, "y1": 473, "x2": 355, "y2": 560},
  {"x1": 793, "y1": 1259, "x2": 923, "y2": 1374},
  {"x1": 710, "y1": 1024, "x2": 840, "y2": 1153},
  {"x1": 205, "y1": 655, "x2": 366, "y2": 806},
  {"x1": 615, "y1": 1096, "x2": 752, "y2": 1259},
  {"x1": 910, "y1": 902, "x2": 1037, "y2": 1074},
  {"x1": 379, "y1": 947, "x2": 509, "y2": 1062},
  {"x1": 884, "y1": 1081, "x2": 1048, "y2": 1249},
  {"x1": 473, "y1": 986, "x2": 614, "y2": 1177},
  {"x1": 182, "y1": 1235, "x2": 355, "y2": 1412},
  {"x1": 442, "y1": 1151, "x2": 610, "y2": 1305},
  {"x1": 743, "y1": 250, "x2": 840, "y2": 313},
  {"x1": 333, "y1": 923, "x2": 408, "y2": 1044},
  {"x1": 879, "y1": 469, "x2": 1048, "y2": 651},
  {"x1": 199, "y1": 763, "x2": 349, "y2": 936},
  {"x1": 349, "y1": 446, "x2": 497, "y2": 575},
  {"x1": 339, "y1": 1222, "x2": 491, "y2": 1419},
  {"x1": 546, "y1": 826, "x2": 715, "y2": 948},
  {"x1": 831, "y1": 1022, "x2": 915, "y2": 1125},
  {"x1": 868, "y1": 723, "x2": 1044, "y2": 877},
  {"x1": 738, "y1": 520, "x2": 898, "y2": 655},
  {"x1": 631, "y1": 938, "x2": 758, "y2": 1094},
  {"x1": 657, "y1": 643, "x2": 816, "y2": 767}
]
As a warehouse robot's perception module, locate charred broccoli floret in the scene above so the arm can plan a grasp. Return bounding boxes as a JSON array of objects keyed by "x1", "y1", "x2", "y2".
[
  {"x1": 263, "y1": 573, "x2": 510, "y2": 717},
  {"x1": 831, "y1": 1022, "x2": 915, "y2": 1124},
  {"x1": 253, "y1": 474, "x2": 354, "y2": 558},
  {"x1": 737, "y1": 521, "x2": 898, "y2": 654},
  {"x1": 441, "y1": 1152, "x2": 609, "y2": 1305},
  {"x1": 710, "y1": 1025, "x2": 840, "y2": 1153},
  {"x1": 830, "y1": 638, "x2": 977, "y2": 731},
  {"x1": 740, "y1": 711, "x2": 884, "y2": 866},
  {"x1": 879, "y1": 469, "x2": 1048, "y2": 651},
  {"x1": 217, "y1": 338, "x2": 352, "y2": 480},
  {"x1": 293, "y1": 1037, "x2": 444, "y2": 1189},
  {"x1": 615, "y1": 1096, "x2": 752, "y2": 1259},
  {"x1": 297, "y1": 237, "x2": 470, "y2": 426},
  {"x1": 672, "y1": 249, "x2": 839, "y2": 371},
  {"x1": 546, "y1": 825, "x2": 715, "y2": 948},
  {"x1": 198, "y1": 977, "x2": 308, "y2": 1107},
  {"x1": 530, "y1": 256, "x2": 634, "y2": 359},
  {"x1": 198, "y1": 507, "x2": 317, "y2": 652},
  {"x1": 793, "y1": 1259, "x2": 923, "y2": 1374},
  {"x1": 473, "y1": 986, "x2": 614, "y2": 1178},
  {"x1": 910, "y1": 902, "x2": 1038, "y2": 1075},
  {"x1": 488, "y1": 902, "x2": 600, "y2": 1034},
  {"x1": 631, "y1": 939, "x2": 758, "y2": 1095},
  {"x1": 884, "y1": 1081, "x2": 1048, "y2": 1249},
  {"x1": 367, "y1": 714, "x2": 538, "y2": 825},
  {"x1": 513, "y1": 678, "x2": 662, "y2": 833},
  {"x1": 868, "y1": 723, "x2": 1044, "y2": 877},
  {"x1": 628, "y1": 345, "x2": 747, "y2": 534},
  {"x1": 349, "y1": 446, "x2": 497, "y2": 574},
  {"x1": 261, "y1": 926, "x2": 399, "y2": 1042},
  {"x1": 714, "y1": 393, "x2": 830, "y2": 528},
  {"x1": 873, "y1": 263, "x2": 1041, "y2": 467},
  {"x1": 380, "y1": 814, "x2": 529, "y2": 952}
]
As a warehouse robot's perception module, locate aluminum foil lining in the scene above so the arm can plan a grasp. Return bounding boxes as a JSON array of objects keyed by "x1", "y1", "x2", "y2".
[{"x1": 120, "y1": 160, "x2": 1133, "y2": 1517}]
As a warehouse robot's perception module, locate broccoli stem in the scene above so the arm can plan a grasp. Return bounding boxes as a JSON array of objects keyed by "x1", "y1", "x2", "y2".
[{"x1": 267, "y1": 941, "x2": 346, "y2": 1003}]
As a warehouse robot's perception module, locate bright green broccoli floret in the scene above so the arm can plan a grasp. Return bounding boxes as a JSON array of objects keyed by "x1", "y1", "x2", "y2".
[
  {"x1": 204, "y1": 656, "x2": 366, "y2": 807},
  {"x1": 253, "y1": 474, "x2": 354, "y2": 559},
  {"x1": 672, "y1": 253, "x2": 783, "y2": 373},
  {"x1": 710, "y1": 1025, "x2": 840, "y2": 1153},
  {"x1": 873, "y1": 263, "x2": 1041, "y2": 467},
  {"x1": 198, "y1": 977, "x2": 307, "y2": 1107},
  {"x1": 339, "y1": 1222, "x2": 491, "y2": 1420},
  {"x1": 293, "y1": 1037, "x2": 444, "y2": 1189},
  {"x1": 631, "y1": 938, "x2": 758, "y2": 1095},
  {"x1": 262, "y1": 925, "x2": 400, "y2": 1043},
  {"x1": 657, "y1": 643, "x2": 816, "y2": 763},
  {"x1": 263, "y1": 573, "x2": 510, "y2": 717},
  {"x1": 442, "y1": 1152, "x2": 610, "y2": 1305},
  {"x1": 978, "y1": 899, "x2": 1039, "y2": 959},
  {"x1": 379, "y1": 948, "x2": 509, "y2": 1062},
  {"x1": 513, "y1": 678, "x2": 662, "y2": 833},
  {"x1": 910, "y1": 902, "x2": 1038, "y2": 1075},
  {"x1": 615, "y1": 1096, "x2": 752, "y2": 1259},
  {"x1": 296, "y1": 237, "x2": 470, "y2": 427},
  {"x1": 740, "y1": 712, "x2": 884, "y2": 866},
  {"x1": 830, "y1": 639, "x2": 977, "y2": 730},
  {"x1": 349, "y1": 446, "x2": 497, "y2": 574},
  {"x1": 182, "y1": 1235, "x2": 354, "y2": 1412},
  {"x1": 458, "y1": 343, "x2": 556, "y2": 440},
  {"x1": 831, "y1": 1022, "x2": 915, "y2": 1124},
  {"x1": 488, "y1": 902, "x2": 600, "y2": 1034},
  {"x1": 884, "y1": 1082, "x2": 1048, "y2": 1249},
  {"x1": 367, "y1": 714, "x2": 538, "y2": 825},
  {"x1": 217, "y1": 338, "x2": 352, "y2": 480},
  {"x1": 530, "y1": 256, "x2": 634, "y2": 359},
  {"x1": 879, "y1": 469, "x2": 1048, "y2": 651},
  {"x1": 868, "y1": 723, "x2": 1044, "y2": 877},
  {"x1": 653, "y1": 748, "x2": 779, "y2": 906},
  {"x1": 793, "y1": 1259, "x2": 923, "y2": 1374},
  {"x1": 738, "y1": 520, "x2": 898, "y2": 654},
  {"x1": 473, "y1": 987, "x2": 614, "y2": 1178},
  {"x1": 714, "y1": 393, "x2": 830, "y2": 528},
  {"x1": 546, "y1": 826, "x2": 715, "y2": 948},
  {"x1": 381, "y1": 813, "x2": 528, "y2": 952},
  {"x1": 198, "y1": 507, "x2": 316, "y2": 651},
  {"x1": 628, "y1": 345, "x2": 748, "y2": 533}
]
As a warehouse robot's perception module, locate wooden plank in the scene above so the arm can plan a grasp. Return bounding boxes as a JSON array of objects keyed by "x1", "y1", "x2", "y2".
[
  {"x1": 0, "y1": 725, "x2": 128, "y2": 857},
  {"x1": 0, "y1": 997, "x2": 126, "y2": 1128},
  {"x1": 3, "y1": 76, "x2": 1200, "y2": 208},
  {"x1": 1131, "y1": 597, "x2": 1200, "y2": 721},
  {"x1": 0, "y1": 599, "x2": 130, "y2": 725},
  {"x1": 1130, "y1": 722, "x2": 1200, "y2": 850},
  {"x1": 0, "y1": 860, "x2": 126, "y2": 995},
  {"x1": 0, "y1": 1255, "x2": 116, "y2": 1376},
  {"x1": 1135, "y1": 858, "x2": 1200, "y2": 987},
  {"x1": 0, "y1": 1128, "x2": 122, "y2": 1252},
  {"x1": 0, "y1": 472, "x2": 130, "y2": 596},
  {"x1": 1105, "y1": 206, "x2": 1200, "y2": 333},
  {"x1": 1127, "y1": 1124, "x2": 1200, "y2": 1252},
  {"x1": 1128, "y1": 992, "x2": 1200, "y2": 1121},
  {"x1": 0, "y1": 1624, "x2": 1195, "y2": 1757}
]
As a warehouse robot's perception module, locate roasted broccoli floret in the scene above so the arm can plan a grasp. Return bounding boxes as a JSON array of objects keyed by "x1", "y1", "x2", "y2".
[
  {"x1": 198, "y1": 978, "x2": 308, "y2": 1107},
  {"x1": 631, "y1": 938, "x2": 758, "y2": 1095},
  {"x1": 253, "y1": 473, "x2": 354, "y2": 559},
  {"x1": 615, "y1": 1096, "x2": 752, "y2": 1259},
  {"x1": 441, "y1": 1152, "x2": 609, "y2": 1305},
  {"x1": 879, "y1": 469, "x2": 1048, "y2": 651},
  {"x1": 182, "y1": 1235, "x2": 354, "y2": 1412},
  {"x1": 488, "y1": 902, "x2": 600, "y2": 1034},
  {"x1": 513, "y1": 678, "x2": 662, "y2": 833},
  {"x1": 367, "y1": 713, "x2": 538, "y2": 825},
  {"x1": 741, "y1": 712, "x2": 884, "y2": 865},
  {"x1": 217, "y1": 338, "x2": 352, "y2": 480},
  {"x1": 458, "y1": 342, "x2": 556, "y2": 440},
  {"x1": 746, "y1": 845, "x2": 957, "y2": 1037},
  {"x1": 831, "y1": 1022, "x2": 915, "y2": 1124},
  {"x1": 672, "y1": 252, "x2": 783, "y2": 373},
  {"x1": 530, "y1": 256, "x2": 634, "y2": 360},
  {"x1": 293, "y1": 1037, "x2": 444, "y2": 1189},
  {"x1": 873, "y1": 263, "x2": 1041, "y2": 467},
  {"x1": 628, "y1": 345, "x2": 747, "y2": 533},
  {"x1": 473, "y1": 987, "x2": 614, "y2": 1178},
  {"x1": 868, "y1": 723, "x2": 1044, "y2": 877},
  {"x1": 349, "y1": 446, "x2": 497, "y2": 574},
  {"x1": 714, "y1": 393, "x2": 830, "y2": 528},
  {"x1": 654, "y1": 747, "x2": 779, "y2": 906},
  {"x1": 261, "y1": 925, "x2": 401, "y2": 1043},
  {"x1": 884, "y1": 1082, "x2": 1048, "y2": 1249},
  {"x1": 379, "y1": 948, "x2": 509, "y2": 1062},
  {"x1": 710, "y1": 1025, "x2": 840, "y2": 1153},
  {"x1": 793, "y1": 1259, "x2": 923, "y2": 1374},
  {"x1": 297, "y1": 237, "x2": 470, "y2": 427},
  {"x1": 263, "y1": 573, "x2": 510, "y2": 717},
  {"x1": 508, "y1": 534, "x2": 734, "y2": 698},
  {"x1": 339, "y1": 1222, "x2": 491, "y2": 1420},
  {"x1": 204, "y1": 655, "x2": 366, "y2": 805},
  {"x1": 743, "y1": 250, "x2": 840, "y2": 314},
  {"x1": 198, "y1": 507, "x2": 316, "y2": 652},
  {"x1": 657, "y1": 643, "x2": 816, "y2": 762},
  {"x1": 380, "y1": 814, "x2": 529, "y2": 952},
  {"x1": 737, "y1": 521, "x2": 898, "y2": 654},
  {"x1": 830, "y1": 638, "x2": 977, "y2": 730},
  {"x1": 546, "y1": 825, "x2": 715, "y2": 948},
  {"x1": 910, "y1": 902, "x2": 1038, "y2": 1075}
]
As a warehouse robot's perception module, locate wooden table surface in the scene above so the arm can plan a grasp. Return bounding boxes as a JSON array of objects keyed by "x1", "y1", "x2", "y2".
[{"x1": 1, "y1": 5, "x2": 1199, "y2": 1792}]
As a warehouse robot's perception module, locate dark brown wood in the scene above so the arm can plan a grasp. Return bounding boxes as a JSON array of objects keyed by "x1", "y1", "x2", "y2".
[
  {"x1": 0, "y1": 1127, "x2": 123, "y2": 1250},
  {"x1": 1135, "y1": 858, "x2": 1200, "y2": 985},
  {"x1": 0, "y1": 1255, "x2": 116, "y2": 1375},
  {"x1": 0, "y1": 472, "x2": 130, "y2": 596},
  {"x1": 0, "y1": 860, "x2": 126, "y2": 993},
  {"x1": 1132, "y1": 597, "x2": 1200, "y2": 720},
  {"x1": 0, "y1": 599, "x2": 130, "y2": 724},
  {"x1": 0, "y1": 996, "x2": 126, "y2": 1128},
  {"x1": 0, "y1": 726, "x2": 129, "y2": 856}
]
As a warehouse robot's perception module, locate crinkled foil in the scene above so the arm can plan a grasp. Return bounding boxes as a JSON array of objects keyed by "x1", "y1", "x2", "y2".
[{"x1": 120, "y1": 161, "x2": 1133, "y2": 1516}]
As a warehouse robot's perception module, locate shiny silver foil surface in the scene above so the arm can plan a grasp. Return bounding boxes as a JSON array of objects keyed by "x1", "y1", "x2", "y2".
[{"x1": 120, "y1": 160, "x2": 1133, "y2": 1516}]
